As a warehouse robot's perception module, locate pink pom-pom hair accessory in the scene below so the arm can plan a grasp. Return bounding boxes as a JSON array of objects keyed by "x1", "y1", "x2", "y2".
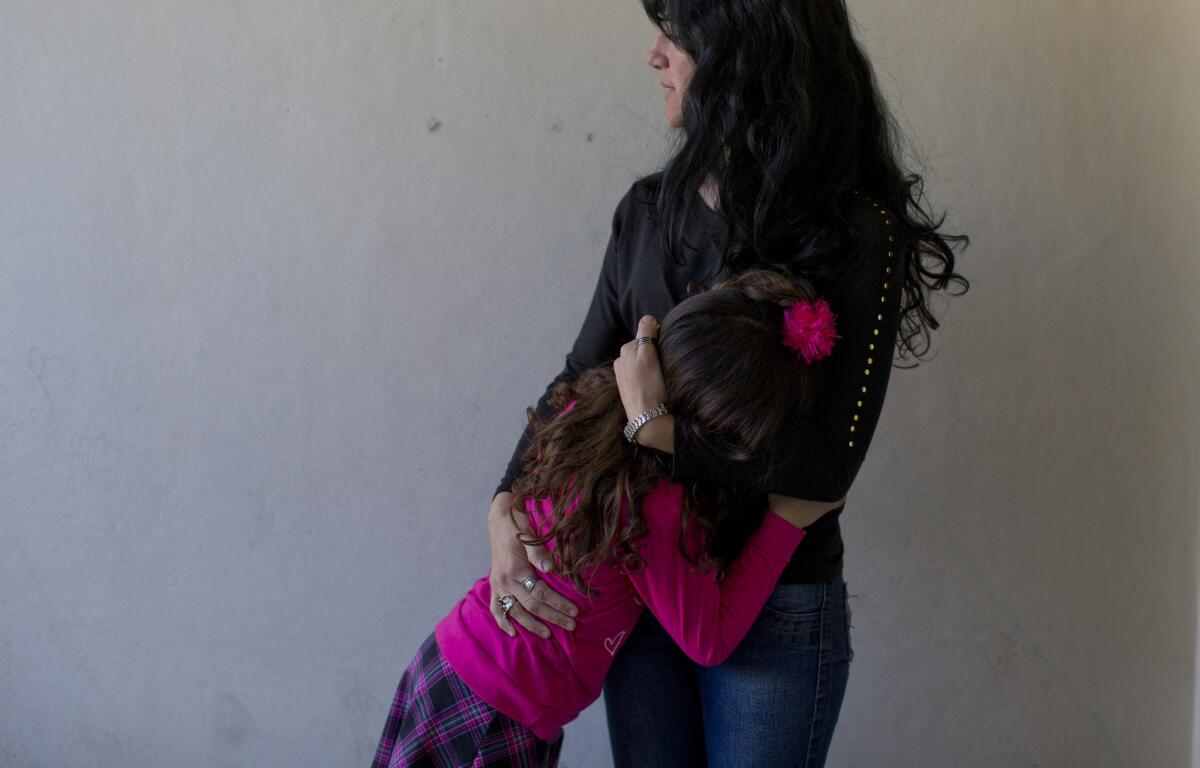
[{"x1": 781, "y1": 298, "x2": 841, "y2": 364}]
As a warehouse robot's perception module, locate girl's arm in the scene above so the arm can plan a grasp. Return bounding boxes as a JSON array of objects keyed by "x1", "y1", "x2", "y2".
[{"x1": 623, "y1": 483, "x2": 808, "y2": 667}]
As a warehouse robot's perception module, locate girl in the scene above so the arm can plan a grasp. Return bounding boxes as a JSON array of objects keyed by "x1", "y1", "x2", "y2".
[{"x1": 372, "y1": 270, "x2": 841, "y2": 767}]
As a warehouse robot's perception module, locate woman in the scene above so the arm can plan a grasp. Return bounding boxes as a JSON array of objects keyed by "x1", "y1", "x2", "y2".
[
  {"x1": 374, "y1": 271, "x2": 842, "y2": 766},
  {"x1": 485, "y1": 1, "x2": 969, "y2": 765}
]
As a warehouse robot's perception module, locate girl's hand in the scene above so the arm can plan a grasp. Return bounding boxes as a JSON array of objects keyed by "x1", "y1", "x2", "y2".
[
  {"x1": 487, "y1": 492, "x2": 579, "y2": 638},
  {"x1": 614, "y1": 315, "x2": 668, "y2": 422}
]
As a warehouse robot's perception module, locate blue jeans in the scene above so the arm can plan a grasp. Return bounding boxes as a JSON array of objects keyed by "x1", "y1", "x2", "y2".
[{"x1": 603, "y1": 576, "x2": 852, "y2": 768}]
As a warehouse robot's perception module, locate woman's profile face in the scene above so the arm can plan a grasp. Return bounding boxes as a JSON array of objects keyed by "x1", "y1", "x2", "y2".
[{"x1": 646, "y1": 26, "x2": 695, "y2": 129}]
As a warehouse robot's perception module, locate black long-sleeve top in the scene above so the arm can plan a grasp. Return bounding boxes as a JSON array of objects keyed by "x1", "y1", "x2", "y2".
[{"x1": 494, "y1": 173, "x2": 906, "y2": 582}]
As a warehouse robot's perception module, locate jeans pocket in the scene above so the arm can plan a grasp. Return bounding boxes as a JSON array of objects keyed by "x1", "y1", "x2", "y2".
[{"x1": 758, "y1": 582, "x2": 824, "y2": 634}]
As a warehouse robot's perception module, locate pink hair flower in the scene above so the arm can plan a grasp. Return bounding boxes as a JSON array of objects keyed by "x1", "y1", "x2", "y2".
[{"x1": 781, "y1": 298, "x2": 841, "y2": 364}]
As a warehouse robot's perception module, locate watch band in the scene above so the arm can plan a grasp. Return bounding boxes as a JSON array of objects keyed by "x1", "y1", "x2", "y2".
[{"x1": 623, "y1": 402, "x2": 670, "y2": 443}]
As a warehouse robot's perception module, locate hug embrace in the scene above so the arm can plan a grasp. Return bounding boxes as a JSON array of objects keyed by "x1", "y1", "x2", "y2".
[
  {"x1": 374, "y1": 270, "x2": 848, "y2": 767},
  {"x1": 374, "y1": 0, "x2": 967, "y2": 764}
]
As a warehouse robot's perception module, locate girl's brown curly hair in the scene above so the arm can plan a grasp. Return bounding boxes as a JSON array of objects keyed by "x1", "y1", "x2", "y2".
[{"x1": 509, "y1": 269, "x2": 824, "y2": 595}]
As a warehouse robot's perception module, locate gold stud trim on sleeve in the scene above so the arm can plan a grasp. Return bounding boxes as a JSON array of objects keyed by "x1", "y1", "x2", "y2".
[{"x1": 849, "y1": 195, "x2": 896, "y2": 448}]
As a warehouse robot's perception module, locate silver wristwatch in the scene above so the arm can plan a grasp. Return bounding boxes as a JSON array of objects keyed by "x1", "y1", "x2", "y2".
[{"x1": 623, "y1": 402, "x2": 670, "y2": 444}]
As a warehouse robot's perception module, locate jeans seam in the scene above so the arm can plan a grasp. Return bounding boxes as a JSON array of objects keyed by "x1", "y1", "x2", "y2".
[
  {"x1": 802, "y1": 581, "x2": 830, "y2": 768},
  {"x1": 844, "y1": 583, "x2": 854, "y2": 663}
]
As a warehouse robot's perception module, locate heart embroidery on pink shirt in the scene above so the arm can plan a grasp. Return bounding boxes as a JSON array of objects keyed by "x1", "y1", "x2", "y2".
[{"x1": 604, "y1": 631, "x2": 626, "y2": 656}]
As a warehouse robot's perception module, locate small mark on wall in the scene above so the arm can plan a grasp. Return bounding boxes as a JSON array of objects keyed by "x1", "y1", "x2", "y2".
[
  {"x1": 340, "y1": 685, "x2": 383, "y2": 718},
  {"x1": 549, "y1": 120, "x2": 562, "y2": 133},
  {"x1": 585, "y1": 133, "x2": 594, "y2": 142},
  {"x1": 426, "y1": 118, "x2": 442, "y2": 133},
  {"x1": 211, "y1": 691, "x2": 254, "y2": 747}
]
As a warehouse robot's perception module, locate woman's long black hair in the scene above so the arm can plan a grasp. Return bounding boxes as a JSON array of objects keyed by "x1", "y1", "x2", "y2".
[{"x1": 641, "y1": 0, "x2": 969, "y2": 360}]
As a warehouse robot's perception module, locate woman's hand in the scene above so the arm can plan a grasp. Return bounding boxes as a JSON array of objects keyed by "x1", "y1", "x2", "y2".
[
  {"x1": 614, "y1": 315, "x2": 673, "y2": 451},
  {"x1": 487, "y1": 492, "x2": 579, "y2": 638}
]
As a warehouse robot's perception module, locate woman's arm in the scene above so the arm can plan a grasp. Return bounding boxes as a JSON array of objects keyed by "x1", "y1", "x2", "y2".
[
  {"x1": 492, "y1": 188, "x2": 635, "y2": 501},
  {"x1": 487, "y1": 185, "x2": 636, "y2": 638},
  {"x1": 628, "y1": 203, "x2": 906, "y2": 502},
  {"x1": 624, "y1": 483, "x2": 808, "y2": 667}
]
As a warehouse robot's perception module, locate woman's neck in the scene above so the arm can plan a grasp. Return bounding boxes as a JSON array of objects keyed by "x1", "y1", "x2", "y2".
[{"x1": 699, "y1": 175, "x2": 719, "y2": 212}]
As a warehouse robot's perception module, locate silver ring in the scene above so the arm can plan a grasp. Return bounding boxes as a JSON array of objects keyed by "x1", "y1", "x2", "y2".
[
  {"x1": 496, "y1": 594, "x2": 516, "y2": 614},
  {"x1": 520, "y1": 574, "x2": 539, "y2": 593},
  {"x1": 636, "y1": 336, "x2": 657, "y2": 346}
]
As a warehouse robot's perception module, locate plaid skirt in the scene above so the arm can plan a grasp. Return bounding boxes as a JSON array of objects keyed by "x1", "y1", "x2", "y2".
[{"x1": 370, "y1": 631, "x2": 564, "y2": 768}]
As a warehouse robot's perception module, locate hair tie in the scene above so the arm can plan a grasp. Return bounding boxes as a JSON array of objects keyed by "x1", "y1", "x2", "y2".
[{"x1": 781, "y1": 298, "x2": 840, "y2": 364}]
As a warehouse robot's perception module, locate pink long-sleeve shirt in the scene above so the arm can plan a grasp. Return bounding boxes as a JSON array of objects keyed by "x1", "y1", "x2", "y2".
[{"x1": 434, "y1": 471, "x2": 806, "y2": 741}]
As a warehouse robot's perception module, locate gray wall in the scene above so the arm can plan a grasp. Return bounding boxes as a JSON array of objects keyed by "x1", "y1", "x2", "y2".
[{"x1": 1, "y1": 2, "x2": 1197, "y2": 766}]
